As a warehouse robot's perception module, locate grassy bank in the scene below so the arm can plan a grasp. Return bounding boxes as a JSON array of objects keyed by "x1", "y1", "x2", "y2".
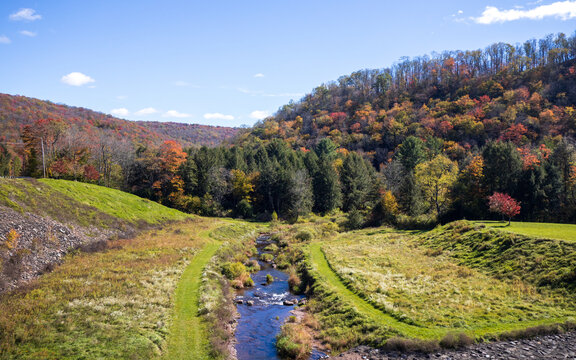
[
  {"x1": 474, "y1": 220, "x2": 576, "y2": 242},
  {"x1": 420, "y1": 221, "x2": 576, "y2": 291},
  {"x1": 300, "y1": 222, "x2": 576, "y2": 353},
  {"x1": 0, "y1": 217, "x2": 260, "y2": 359},
  {"x1": 0, "y1": 178, "x2": 190, "y2": 228}
]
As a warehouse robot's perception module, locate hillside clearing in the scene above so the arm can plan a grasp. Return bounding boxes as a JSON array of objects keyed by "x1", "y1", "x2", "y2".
[{"x1": 474, "y1": 221, "x2": 576, "y2": 242}]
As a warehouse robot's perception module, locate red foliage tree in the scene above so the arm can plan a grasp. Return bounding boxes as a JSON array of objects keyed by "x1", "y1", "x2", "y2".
[
  {"x1": 83, "y1": 164, "x2": 100, "y2": 182},
  {"x1": 488, "y1": 192, "x2": 521, "y2": 225}
]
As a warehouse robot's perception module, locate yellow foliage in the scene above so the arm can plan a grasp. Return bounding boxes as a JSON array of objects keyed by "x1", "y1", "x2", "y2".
[{"x1": 5, "y1": 229, "x2": 20, "y2": 250}]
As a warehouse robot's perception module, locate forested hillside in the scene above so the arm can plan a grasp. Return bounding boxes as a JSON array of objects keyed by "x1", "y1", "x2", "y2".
[
  {"x1": 0, "y1": 93, "x2": 237, "y2": 187},
  {"x1": 137, "y1": 121, "x2": 238, "y2": 147},
  {"x1": 233, "y1": 32, "x2": 576, "y2": 223},
  {"x1": 2, "y1": 33, "x2": 576, "y2": 226}
]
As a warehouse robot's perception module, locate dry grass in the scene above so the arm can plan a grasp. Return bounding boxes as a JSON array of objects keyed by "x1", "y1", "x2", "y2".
[
  {"x1": 321, "y1": 228, "x2": 576, "y2": 334},
  {"x1": 0, "y1": 218, "x2": 219, "y2": 359}
]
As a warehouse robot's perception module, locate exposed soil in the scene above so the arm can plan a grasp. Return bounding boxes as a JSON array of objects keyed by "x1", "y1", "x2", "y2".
[
  {"x1": 332, "y1": 332, "x2": 576, "y2": 360},
  {"x1": 0, "y1": 205, "x2": 132, "y2": 293}
]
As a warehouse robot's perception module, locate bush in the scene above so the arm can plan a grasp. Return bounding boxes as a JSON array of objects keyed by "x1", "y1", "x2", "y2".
[
  {"x1": 236, "y1": 199, "x2": 253, "y2": 218},
  {"x1": 276, "y1": 323, "x2": 311, "y2": 360},
  {"x1": 266, "y1": 274, "x2": 274, "y2": 284},
  {"x1": 383, "y1": 337, "x2": 440, "y2": 353},
  {"x1": 395, "y1": 214, "x2": 438, "y2": 230},
  {"x1": 439, "y1": 332, "x2": 474, "y2": 349},
  {"x1": 260, "y1": 253, "x2": 274, "y2": 262},
  {"x1": 295, "y1": 229, "x2": 314, "y2": 242},
  {"x1": 345, "y1": 209, "x2": 365, "y2": 230},
  {"x1": 220, "y1": 262, "x2": 247, "y2": 280}
]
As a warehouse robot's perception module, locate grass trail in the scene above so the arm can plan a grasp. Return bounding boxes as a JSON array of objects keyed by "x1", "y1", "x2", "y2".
[
  {"x1": 163, "y1": 237, "x2": 221, "y2": 359},
  {"x1": 308, "y1": 242, "x2": 438, "y2": 339},
  {"x1": 474, "y1": 221, "x2": 576, "y2": 242}
]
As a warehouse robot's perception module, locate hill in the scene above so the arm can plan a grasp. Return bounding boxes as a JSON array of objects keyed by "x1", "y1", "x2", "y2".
[
  {"x1": 0, "y1": 93, "x2": 238, "y2": 148},
  {"x1": 0, "y1": 178, "x2": 191, "y2": 292},
  {"x1": 231, "y1": 32, "x2": 576, "y2": 223},
  {"x1": 137, "y1": 121, "x2": 239, "y2": 148}
]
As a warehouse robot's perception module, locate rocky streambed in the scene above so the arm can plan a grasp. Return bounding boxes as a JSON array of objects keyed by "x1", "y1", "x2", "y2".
[
  {"x1": 333, "y1": 332, "x2": 576, "y2": 360},
  {"x1": 234, "y1": 234, "x2": 326, "y2": 360}
]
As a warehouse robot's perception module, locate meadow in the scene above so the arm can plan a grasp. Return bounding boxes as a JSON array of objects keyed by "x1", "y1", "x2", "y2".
[
  {"x1": 0, "y1": 217, "x2": 257, "y2": 359},
  {"x1": 474, "y1": 221, "x2": 576, "y2": 242}
]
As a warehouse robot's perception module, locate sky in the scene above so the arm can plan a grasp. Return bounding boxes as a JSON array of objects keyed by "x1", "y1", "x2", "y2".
[{"x1": 0, "y1": 1, "x2": 575, "y2": 127}]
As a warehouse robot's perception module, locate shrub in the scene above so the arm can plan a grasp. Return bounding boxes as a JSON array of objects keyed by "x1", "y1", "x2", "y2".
[
  {"x1": 236, "y1": 199, "x2": 253, "y2": 218},
  {"x1": 4, "y1": 229, "x2": 20, "y2": 250},
  {"x1": 395, "y1": 214, "x2": 438, "y2": 230},
  {"x1": 266, "y1": 274, "x2": 274, "y2": 284},
  {"x1": 260, "y1": 253, "x2": 274, "y2": 262},
  {"x1": 221, "y1": 262, "x2": 247, "y2": 280},
  {"x1": 288, "y1": 268, "x2": 302, "y2": 293},
  {"x1": 295, "y1": 229, "x2": 313, "y2": 242},
  {"x1": 276, "y1": 323, "x2": 311, "y2": 360},
  {"x1": 439, "y1": 332, "x2": 474, "y2": 349},
  {"x1": 345, "y1": 209, "x2": 365, "y2": 230},
  {"x1": 264, "y1": 244, "x2": 279, "y2": 253},
  {"x1": 383, "y1": 337, "x2": 440, "y2": 353}
]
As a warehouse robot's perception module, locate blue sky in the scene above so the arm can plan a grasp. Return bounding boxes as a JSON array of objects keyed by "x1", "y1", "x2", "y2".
[{"x1": 1, "y1": 1, "x2": 575, "y2": 127}]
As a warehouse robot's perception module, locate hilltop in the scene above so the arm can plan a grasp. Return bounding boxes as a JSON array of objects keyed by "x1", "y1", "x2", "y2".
[
  {"x1": 0, "y1": 93, "x2": 238, "y2": 148},
  {"x1": 0, "y1": 178, "x2": 190, "y2": 292}
]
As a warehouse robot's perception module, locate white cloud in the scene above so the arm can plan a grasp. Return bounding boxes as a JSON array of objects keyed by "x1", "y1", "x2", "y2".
[
  {"x1": 163, "y1": 110, "x2": 191, "y2": 118},
  {"x1": 10, "y1": 8, "x2": 42, "y2": 22},
  {"x1": 61, "y1": 72, "x2": 95, "y2": 86},
  {"x1": 20, "y1": 30, "x2": 37, "y2": 37},
  {"x1": 473, "y1": 1, "x2": 576, "y2": 24},
  {"x1": 0, "y1": 35, "x2": 11, "y2": 44},
  {"x1": 253, "y1": 73, "x2": 265, "y2": 78},
  {"x1": 457, "y1": 10, "x2": 464, "y2": 14},
  {"x1": 174, "y1": 80, "x2": 190, "y2": 87},
  {"x1": 249, "y1": 110, "x2": 270, "y2": 119},
  {"x1": 204, "y1": 113, "x2": 235, "y2": 120},
  {"x1": 111, "y1": 108, "x2": 129, "y2": 117},
  {"x1": 135, "y1": 107, "x2": 158, "y2": 116}
]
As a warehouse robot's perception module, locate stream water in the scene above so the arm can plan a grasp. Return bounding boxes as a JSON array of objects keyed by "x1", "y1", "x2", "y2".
[{"x1": 234, "y1": 234, "x2": 326, "y2": 360}]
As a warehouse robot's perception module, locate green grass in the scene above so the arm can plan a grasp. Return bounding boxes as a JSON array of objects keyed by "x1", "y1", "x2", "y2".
[
  {"x1": 0, "y1": 178, "x2": 190, "y2": 229},
  {"x1": 420, "y1": 221, "x2": 576, "y2": 291},
  {"x1": 302, "y1": 222, "x2": 576, "y2": 352},
  {"x1": 0, "y1": 217, "x2": 262, "y2": 359},
  {"x1": 39, "y1": 179, "x2": 190, "y2": 225},
  {"x1": 474, "y1": 220, "x2": 576, "y2": 242},
  {"x1": 318, "y1": 230, "x2": 576, "y2": 334},
  {"x1": 163, "y1": 241, "x2": 221, "y2": 360},
  {"x1": 308, "y1": 242, "x2": 438, "y2": 339}
]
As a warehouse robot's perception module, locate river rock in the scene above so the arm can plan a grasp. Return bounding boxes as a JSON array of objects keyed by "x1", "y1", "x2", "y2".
[
  {"x1": 235, "y1": 299, "x2": 244, "y2": 304},
  {"x1": 283, "y1": 300, "x2": 296, "y2": 306},
  {"x1": 246, "y1": 300, "x2": 254, "y2": 306}
]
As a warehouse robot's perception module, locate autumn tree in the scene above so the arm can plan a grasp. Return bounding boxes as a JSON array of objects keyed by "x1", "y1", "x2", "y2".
[
  {"x1": 414, "y1": 155, "x2": 458, "y2": 215},
  {"x1": 488, "y1": 192, "x2": 521, "y2": 225}
]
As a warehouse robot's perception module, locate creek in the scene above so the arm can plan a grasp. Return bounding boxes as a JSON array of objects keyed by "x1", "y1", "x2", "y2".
[{"x1": 234, "y1": 234, "x2": 326, "y2": 360}]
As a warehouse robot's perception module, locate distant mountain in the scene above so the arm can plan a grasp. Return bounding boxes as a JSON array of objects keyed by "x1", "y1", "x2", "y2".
[
  {"x1": 0, "y1": 93, "x2": 238, "y2": 147},
  {"x1": 137, "y1": 121, "x2": 239, "y2": 148}
]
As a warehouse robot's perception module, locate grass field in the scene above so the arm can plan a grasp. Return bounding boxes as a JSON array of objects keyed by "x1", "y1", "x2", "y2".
[
  {"x1": 320, "y1": 230, "x2": 575, "y2": 335},
  {"x1": 474, "y1": 220, "x2": 576, "y2": 242},
  {"x1": 0, "y1": 178, "x2": 190, "y2": 228},
  {"x1": 302, "y1": 223, "x2": 576, "y2": 352},
  {"x1": 40, "y1": 179, "x2": 190, "y2": 225},
  {"x1": 0, "y1": 216, "x2": 260, "y2": 359}
]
